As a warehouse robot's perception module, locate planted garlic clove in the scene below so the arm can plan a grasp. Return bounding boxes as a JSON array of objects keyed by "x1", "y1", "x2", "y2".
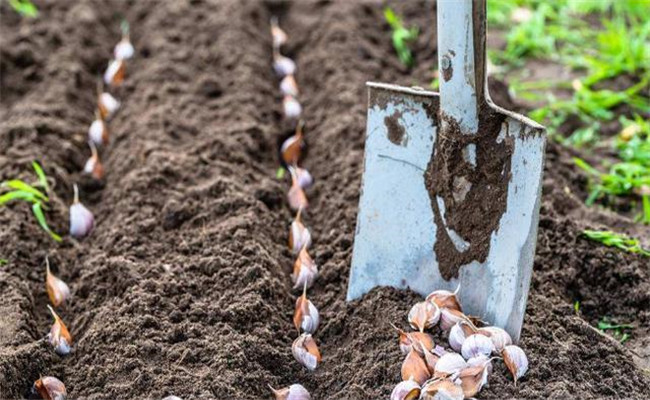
[
  {"x1": 461, "y1": 333, "x2": 495, "y2": 360},
  {"x1": 502, "y1": 345, "x2": 528, "y2": 385},
  {"x1": 283, "y1": 95, "x2": 302, "y2": 120},
  {"x1": 433, "y1": 352, "x2": 466, "y2": 378},
  {"x1": 439, "y1": 307, "x2": 471, "y2": 332},
  {"x1": 69, "y1": 184, "x2": 94, "y2": 238},
  {"x1": 390, "y1": 380, "x2": 420, "y2": 400},
  {"x1": 408, "y1": 301, "x2": 440, "y2": 332},
  {"x1": 34, "y1": 376, "x2": 67, "y2": 400},
  {"x1": 293, "y1": 283, "x2": 320, "y2": 334},
  {"x1": 426, "y1": 284, "x2": 462, "y2": 312},
  {"x1": 288, "y1": 209, "x2": 312, "y2": 254},
  {"x1": 104, "y1": 59, "x2": 125, "y2": 86},
  {"x1": 458, "y1": 362, "x2": 490, "y2": 398},
  {"x1": 98, "y1": 92, "x2": 120, "y2": 120},
  {"x1": 280, "y1": 74, "x2": 299, "y2": 97},
  {"x1": 281, "y1": 121, "x2": 305, "y2": 165},
  {"x1": 115, "y1": 20, "x2": 134, "y2": 60},
  {"x1": 295, "y1": 167, "x2": 313, "y2": 189},
  {"x1": 88, "y1": 113, "x2": 109, "y2": 146},
  {"x1": 292, "y1": 247, "x2": 318, "y2": 290},
  {"x1": 269, "y1": 383, "x2": 311, "y2": 400},
  {"x1": 45, "y1": 258, "x2": 70, "y2": 308},
  {"x1": 287, "y1": 168, "x2": 308, "y2": 211},
  {"x1": 46, "y1": 305, "x2": 72, "y2": 356},
  {"x1": 273, "y1": 54, "x2": 296, "y2": 77},
  {"x1": 83, "y1": 142, "x2": 104, "y2": 180},
  {"x1": 478, "y1": 326, "x2": 512, "y2": 352},
  {"x1": 292, "y1": 333, "x2": 321, "y2": 371},
  {"x1": 270, "y1": 16, "x2": 288, "y2": 49},
  {"x1": 420, "y1": 379, "x2": 464, "y2": 400},
  {"x1": 401, "y1": 348, "x2": 431, "y2": 385}
]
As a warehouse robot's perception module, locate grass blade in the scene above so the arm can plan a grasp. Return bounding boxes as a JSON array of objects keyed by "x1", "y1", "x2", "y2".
[
  {"x1": 0, "y1": 191, "x2": 38, "y2": 205},
  {"x1": 31, "y1": 202, "x2": 62, "y2": 242},
  {"x1": 2, "y1": 180, "x2": 48, "y2": 201},
  {"x1": 32, "y1": 161, "x2": 49, "y2": 192}
]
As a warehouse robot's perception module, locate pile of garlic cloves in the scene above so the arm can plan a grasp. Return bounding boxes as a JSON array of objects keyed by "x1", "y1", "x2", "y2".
[{"x1": 391, "y1": 287, "x2": 529, "y2": 400}]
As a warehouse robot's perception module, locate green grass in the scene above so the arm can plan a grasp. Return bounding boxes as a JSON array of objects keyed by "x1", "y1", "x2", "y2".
[
  {"x1": 0, "y1": 161, "x2": 61, "y2": 242},
  {"x1": 598, "y1": 317, "x2": 634, "y2": 343},
  {"x1": 384, "y1": 7, "x2": 419, "y2": 68},
  {"x1": 582, "y1": 230, "x2": 650, "y2": 256},
  {"x1": 8, "y1": 0, "x2": 38, "y2": 18}
]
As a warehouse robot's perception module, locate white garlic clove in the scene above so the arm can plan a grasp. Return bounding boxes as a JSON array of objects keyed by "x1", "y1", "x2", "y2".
[
  {"x1": 280, "y1": 75, "x2": 299, "y2": 97},
  {"x1": 439, "y1": 308, "x2": 470, "y2": 332},
  {"x1": 466, "y1": 354, "x2": 494, "y2": 376},
  {"x1": 98, "y1": 92, "x2": 121, "y2": 120},
  {"x1": 426, "y1": 284, "x2": 462, "y2": 312},
  {"x1": 83, "y1": 142, "x2": 104, "y2": 180},
  {"x1": 287, "y1": 167, "x2": 309, "y2": 211},
  {"x1": 289, "y1": 209, "x2": 311, "y2": 254},
  {"x1": 88, "y1": 117, "x2": 109, "y2": 146},
  {"x1": 270, "y1": 17, "x2": 288, "y2": 49},
  {"x1": 104, "y1": 59, "x2": 125, "y2": 86},
  {"x1": 407, "y1": 301, "x2": 440, "y2": 332},
  {"x1": 460, "y1": 333, "x2": 495, "y2": 360},
  {"x1": 269, "y1": 383, "x2": 311, "y2": 400},
  {"x1": 295, "y1": 167, "x2": 313, "y2": 190},
  {"x1": 45, "y1": 258, "x2": 70, "y2": 308},
  {"x1": 401, "y1": 348, "x2": 431, "y2": 385},
  {"x1": 293, "y1": 284, "x2": 320, "y2": 334},
  {"x1": 292, "y1": 247, "x2": 318, "y2": 290},
  {"x1": 502, "y1": 345, "x2": 528, "y2": 384},
  {"x1": 114, "y1": 38, "x2": 134, "y2": 60},
  {"x1": 390, "y1": 380, "x2": 420, "y2": 400},
  {"x1": 420, "y1": 379, "x2": 464, "y2": 400},
  {"x1": 433, "y1": 352, "x2": 467, "y2": 378},
  {"x1": 458, "y1": 362, "x2": 490, "y2": 398},
  {"x1": 273, "y1": 55, "x2": 296, "y2": 77},
  {"x1": 283, "y1": 95, "x2": 302, "y2": 120},
  {"x1": 478, "y1": 326, "x2": 512, "y2": 352},
  {"x1": 69, "y1": 184, "x2": 94, "y2": 238},
  {"x1": 448, "y1": 323, "x2": 466, "y2": 352},
  {"x1": 47, "y1": 305, "x2": 72, "y2": 356},
  {"x1": 292, "y1": 333, "x2": 321, "y2": 371},
  {"x1": 34, "y1": 376, "x2": 67, "y2": 400}
]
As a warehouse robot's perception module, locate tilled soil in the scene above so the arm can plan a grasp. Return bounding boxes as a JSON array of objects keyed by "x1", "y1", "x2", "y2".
[{"x1": 1, "y1": 1, "x2": 648, "y2": 399}]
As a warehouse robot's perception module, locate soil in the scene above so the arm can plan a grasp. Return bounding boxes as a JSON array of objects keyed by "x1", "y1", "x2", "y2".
[{"x1": 1, "y1": 1, "x2": 648, "y2": 399}]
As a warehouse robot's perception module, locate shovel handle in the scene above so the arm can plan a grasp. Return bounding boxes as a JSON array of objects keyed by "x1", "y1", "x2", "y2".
[{"x1": 437, "y1": 0, "x2": 487, "y2": 135}]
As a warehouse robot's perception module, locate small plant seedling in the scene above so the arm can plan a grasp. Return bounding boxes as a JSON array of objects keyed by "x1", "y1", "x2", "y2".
[
  {"x1": 384, "y1": 7, "x2": 419, "y2": 68},
  {"x1": 573, "y1": 300, "x2": 580, "y2": 314},
  {"x1": 582, "y1": 230, "x2": 650, "y2": 256},
  {"x1": 598, "y1": 317, "x2": 634, "y2": 343},
  {"x1": 8, "y1": 0, "x2": 38, "y2": 18},
  {"x1": 0, "y1": 161, "x2": 61, "y2": 242},
  {"x1": 0, "y1": 259, "x2": 7, "y2": 265}
]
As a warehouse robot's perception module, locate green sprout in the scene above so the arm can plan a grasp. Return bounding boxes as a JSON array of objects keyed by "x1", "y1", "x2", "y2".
[
  {"x1": 276, "y1": 167, "x2": 286, "y2": 180},
  {"x1": 598, "y1": 317, "x2": 634, "y2": 343},
  {"x1": 0, "y1": 161, "x2": 61, "y2": 242},
  {"x1": 384, "y1": 7, "x2": 419, "y2": 68},
  {"x1": 582, "y1": 230, "x2": 650, "y2": 256},
  {"x1": 0, "y1": 259, "x2": 7, "y2": 265},
  {"x1": 8, "y1": 0, "x2": 38, "y2": 18},
  {"x1": 573, "y1": 300, "x2": 580, "y2": 314}
]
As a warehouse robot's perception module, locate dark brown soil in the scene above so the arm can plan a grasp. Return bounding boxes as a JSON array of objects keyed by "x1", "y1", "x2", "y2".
[{"x1": 1, "y1": 1, "x2": 648, "y2": 399}]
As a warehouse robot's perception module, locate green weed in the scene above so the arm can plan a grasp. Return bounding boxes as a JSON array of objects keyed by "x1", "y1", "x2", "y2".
[
  {"x1": 582, "y1": 230, "x2": 650, "y2": 256},
  {"x1": 384, "y1": 7, "x2": 419, "y2": 68},
  {"x1": 598, "y1": 317, "x2": 634, "y2": 343}
]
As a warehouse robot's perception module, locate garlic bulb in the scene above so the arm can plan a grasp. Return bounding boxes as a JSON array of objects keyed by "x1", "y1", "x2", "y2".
[
  {"x1": 293, "y1": 283, "x2": 319, "y2": 334},
  {"x1": 390, "y1": 380, "x2": 420, "y2": 400},
  {"x1": 283, "y1": 95, "x2": 302, "y2": 120},
  {"x1": 33, "y1": 376, "x2": 66, "y2": 400},
  {"x1": 270, "y1": 16, "x2": 288, "y2": 49},
  {"x1": 104, "y1": 59, "x2": 125, "y2": 87},
  {"x1": 288, "y1": 209, "x2": 311, "y2": 254},
  {"x1": 69, "y1": 184, "x2": 94, "y2": 238},
  {"x1": 461, "y1": 334, "x2": 495, "y2": 360},
  {"x1": 280, "y1": 75, "x2": 299, "y2": 97},
  {"x1": 458, "y1": 361, "x2": 490, "y2": 398},
  {"x1": 420, "y1": 379, "x2": 463, "y2": 400},
  {"x1": 88, "y1": 114, "x2": 109, "y2": 146},
  {"x1": 287, "y1": 168, "x2": 309, "y2": 211},
  {"x1": 439, "y1": 308, "x2": 470, "y2": 332},
  {"x1": 269, "y1": 384, "x2": 311, "y2": 400},
  {"x1": 433, "y1": 352, "x2": 466, "y2": 378},
  {"x1": 83, "y1": 142, "x2": 104, "y2": 180},
  {"x1": 98, "y1": 92, "x2": 120, "y2": 120},
  {"x1": 478, "y1": 326, "x2": 512, "y2": 352},
  {"x1": 292, "y1": 333, "x2": 321, "y2": 371},
  {"x1": 273, "y1": 54, "x2": 296, "y2": 77},
  {"x1": 281, "y1": 121, "x2": 305, "y2": 166},
  {"x1": 295, "y1": 167, "x2": 313, "y2": 189},
  {"x1": 292, "y1": 247, "x2": 318, "y2": 290},
  {"x1": 45, "y1": 258, "x2": 70, "y2": 308},
  {"x1": 401, "y1": 348, "x2": 430, "y2": 385},
  {"x1": 502, "y1": 345, "x2": 528, "y2": 384},
  {"x1": 426, "y1": 284, "x2": 462, "y2": 312},
  {"x1": 408, "y1": 301, "x2": 440, "y2": 332},
  {"x1": 46, "y1": 305, "x2": 72, "y2": 356}
]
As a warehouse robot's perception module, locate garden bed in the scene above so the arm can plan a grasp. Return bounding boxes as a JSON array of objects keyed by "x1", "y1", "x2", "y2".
[{"x1": 1, "y1": 1, "x2": 648, "y2": 399}]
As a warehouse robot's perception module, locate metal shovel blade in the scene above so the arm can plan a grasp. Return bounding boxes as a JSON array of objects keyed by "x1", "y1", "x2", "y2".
[{"x1": 347, "y1": 0, "x2": 546, "y2": 341}]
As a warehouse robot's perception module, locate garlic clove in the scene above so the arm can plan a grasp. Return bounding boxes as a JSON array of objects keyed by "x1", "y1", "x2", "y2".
[
  {"x1": 401, "y1": 348, "x2": 431, "y2": 385},
  {"x1": 270, "y1": 16, "x2": 288, "y2": 49},
  {"x1": 390, "y1": 380, "x2": 420, "y2": 400},
  {"x1": 433, "y1": 352, "x2": 467, "y2": 378},
  {"x1": 420, "y1": 379, "x2": 464, "y2": 400},
  {"x1": 98, "y1": 92, "x2": 121, "y2": 120},
  {"x1": 295, "y1": 167, "x2": 313, "y2": 190},
  {"x1": 292, "y1": 247, "x2": 318, "y2": 290},
  {"x1": 104, "y1": 59, "x2": 125, "y2": 87},
  {"x1": 477, "y1": 326, "x2": 512, "y2": 352},
  {"x1": 392, "y1": 324, "x2": 434, "y2": 356},
  {"x1": 83, "y1": 142, "x2": 104, "y2": 180},
  {"x1": 283, "y1": 95, "x2": 302, "y2": 120},
  {"x1": 458, "y1": 362, "x2": 490, "y2": 398},
  {"x1": 46, "y1": 305, "x2": 72, "y2": 356},
  {"x1": 426, "y1": 284, "x2": 462, "y2": 312},
  {"x1": 502, "y1": 345, "x2": 528, "y2": 385},
  {"x1": 439, "y1": 308, "x2": 471, "y2": 332},
  {"x1": 269, "y1": 383, "x2": 311, "y2": 400},
  {"x1": 288, "y1": 209, "x2": 312, "y2": 254},
  {"x1": 281, "y1": 121, "x2": 305, "y2": 166},
  {"x1": 280, "y1": 74, "x2": 299, "y2": 97},
  {"x1": 88, "y1": 115, "x2": 109, "y2": 147},
  {"x1": 419, "y1": 343, "x2": 439, "y2": 375},
  {"x1": 114, "y1": 38, "x2": 134, "y2": 60},
  {"x1": 34, "y1": 376, "x2": 67, "y2": 400},
  {"x1": 287, "y1": 168, "x2": 309, "y2": 211},
  {"x1": 45, "y1": 258, "x2": 70, "y2": 308},
  {"x1": 460, "y1": 333, "x2": 495, "y2": 360},
  {"x1": 273, "y1": 54, "x2": 296, "y2": 77},
  {"x1": 448, "y1": 323, "x2": 465, "y2": 352},
  {"x1": 293, "y1": 283, "x2": 320, "y2": 334},
  {"x1": 292, "y1": 333, "x2": 321, "y2": 371},
  {"x1": 69, "y1": 184, "x2": 94, "y2": 239},
  {"x1": 407, "y1": 301, "x2": 440, "y2": 332}
]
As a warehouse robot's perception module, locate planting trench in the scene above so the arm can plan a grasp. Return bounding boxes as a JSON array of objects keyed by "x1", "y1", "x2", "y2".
[{"x1": 1, "y1": 1, "x2": 649, "y2": 399}]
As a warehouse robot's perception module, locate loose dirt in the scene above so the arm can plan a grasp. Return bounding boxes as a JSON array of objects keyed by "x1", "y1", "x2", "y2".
[{"x1": 1, "y1": 1, "x2": 648, "y2": 399}]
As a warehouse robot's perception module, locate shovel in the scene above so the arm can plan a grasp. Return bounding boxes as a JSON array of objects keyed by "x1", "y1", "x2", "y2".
[{"x1": 347, "y1": 0, "x2": 546, "y2": 341}]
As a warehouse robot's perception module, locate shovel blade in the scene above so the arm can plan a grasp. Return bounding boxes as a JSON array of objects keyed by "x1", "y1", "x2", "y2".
[{"x1": 348, "y1": 82, "x2": 546, "y2": 341}]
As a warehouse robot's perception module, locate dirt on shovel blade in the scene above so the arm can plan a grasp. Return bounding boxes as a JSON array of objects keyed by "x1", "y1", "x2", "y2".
[{"x1": 1, "y1": 1, "x2": 648, "y2": 399}]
